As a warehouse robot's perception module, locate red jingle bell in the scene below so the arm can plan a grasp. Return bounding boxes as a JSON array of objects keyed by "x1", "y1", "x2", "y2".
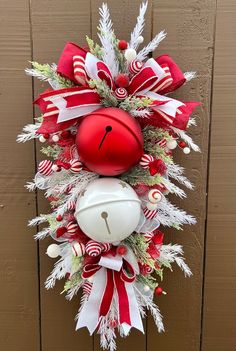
[{"x1": 75, "y1": 107, "x2": 143, "y2": 176}]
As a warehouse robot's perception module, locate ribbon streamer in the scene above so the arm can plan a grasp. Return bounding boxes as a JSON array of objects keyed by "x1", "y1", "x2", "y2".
[{"x1": 76, "y1": 247, "x2": 143, "y2": 335}]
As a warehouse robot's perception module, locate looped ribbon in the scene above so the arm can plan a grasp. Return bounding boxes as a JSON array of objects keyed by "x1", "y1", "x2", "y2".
[
  {"x1": 147, "y1": 230, "x2": 164, "y2": 260},
  {"x1": 76, "y1": 246, "x2": 144, "y2": 336},
  {"x1": 35, "y1": 42, "x2": 199, "y2": 134},
  {"x1": 148, "y1": 158, "x2": 167, "y2": 176}
]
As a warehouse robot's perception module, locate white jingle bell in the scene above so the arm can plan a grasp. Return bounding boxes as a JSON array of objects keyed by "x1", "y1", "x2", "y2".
[
  {"x1": 75, "y1": 178, "x2": 141, "y2": 243},
  {"x1": 148, "y1": 189, "x2": 162, "y2": 203},
  {"x1": 71, "y1": 242, "x2": 85, "y2": 257},
  {"x1": 166, "y1": 139, "x2": 177, "y2": 150},
  {"x1": 146, "y1": 201, "x2": 158, "y2": 211},
  {"x1": 46, "y1": 244, "x2": 61, "y2": 258}
]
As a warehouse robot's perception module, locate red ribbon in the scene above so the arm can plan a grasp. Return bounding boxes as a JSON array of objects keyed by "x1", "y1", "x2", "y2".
[
  {"x1": 82, "y1": 257, "x2": 135, "y2": 325},
  {"x1": 147, "y1": 230, "x2": 164, "y2": 259},
  {"x1": 35, "y1": 86, "x2": 101, "y2": 134},
  {"x1": 35, "y1": 42, "x2": 199, "y2": 134},
  {"x1": 57, "y1": 42, "x2": 88, "y2": 83},
  {"x1": 148, "y1": 158, "x2": 167, "y2": 176}
]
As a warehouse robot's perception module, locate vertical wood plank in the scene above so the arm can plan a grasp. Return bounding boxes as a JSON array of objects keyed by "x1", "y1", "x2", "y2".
[
  {"x1": 201, "y1": 1, "x2": 236, "y2": 350},
  {"x1": 0, "y1": 0, "x2": 40, "y2": 350},
  {"x1": 90, "y1": 1, "x2": 152, "y2": 350},
  {"x1": 30, "y1": 1, "x2": 93, "y2": 350},
  {"x1": 147, "y1": 1, "x2": 216, "y2": 350}
]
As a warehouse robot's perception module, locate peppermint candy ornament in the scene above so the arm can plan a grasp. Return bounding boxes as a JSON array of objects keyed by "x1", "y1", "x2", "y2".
[
  {"x1": 148, "y1": 189, "x2": 163, "y2": 203},
  {"x1": 70, "y1": 159, "x2": 83, "y2": 173},
  {"x1": 156, "y1": 138, "x2": 167, "y2": 147},
  {"x1": 139, "y1": 154, "x2": 154, "y2": 169},
  {"x1": 129, "y1": 60, "x2": 143, "y2": 75},
  {"x1": 85, "y1": 240, "x2": 102, "y2": 257},
  {"x1": 71, "y1": 241, "x2": 85, "y2": 257},
  {"x1": 140, "y1": 264, "x2": 154, "y2": 275},
  {"x1": 101, "y1": 242, "x2": 111, "y2": 252},
  {"x1": 140, "y1": 154, "x2": 167, "y2": 176},
  {"x1": 67, "y1": 201, "x2": 76, "y2": 211},
  {"x1": 114, "y1": 87, "x2": 128, "y2": 100},
  {"x1": 38, "y1": 160, "x2": 53, "y2": 176},
  {"x1": 66, "y1": 222, "x2": 78, "y2": 234}
]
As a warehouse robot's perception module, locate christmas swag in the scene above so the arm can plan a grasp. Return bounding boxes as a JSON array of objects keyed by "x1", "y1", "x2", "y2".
[{"x1": 18, "y1": 2, "x2": 200, "y2": 350}]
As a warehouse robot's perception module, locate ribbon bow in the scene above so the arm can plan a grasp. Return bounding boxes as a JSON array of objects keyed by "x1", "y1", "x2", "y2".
[
  {"x1": 76, "y1": 247, "x2": 143, "y2": 335},
  {"x1": 36, "y1": 42, "x2": 199, "y2": 135}
]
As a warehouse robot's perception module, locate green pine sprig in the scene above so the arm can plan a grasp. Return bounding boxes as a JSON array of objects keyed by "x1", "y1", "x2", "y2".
[
  {"x1": 89, "y1": 79, "x2": 118, "y2": 107},
  {"x1": 28, "y1": 61, "x2": 75, "y2": 88}
]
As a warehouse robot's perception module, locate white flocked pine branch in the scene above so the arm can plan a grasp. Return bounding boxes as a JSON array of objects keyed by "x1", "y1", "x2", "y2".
[
  {"x1": 45, "y1": 258, "x2": 67, "y2": 289},
  {"x1": 184, "y1": 71, "x2": 197, "y2": 82},
  {"x1": 137, "y1": 30, "x2": 167, "y2": 61},
  {"x1": 98, "y1": 3, "x2": 119, "y2": 77},
  {"x1": 129, "y1": 1, "x2": 148, "y2": 49},
  {"x1": 17, "y1": 123, "x2": 41, "y2": 143},
  {"x1": 170, "y1": 126, "x2": 200, "y2": 152}
]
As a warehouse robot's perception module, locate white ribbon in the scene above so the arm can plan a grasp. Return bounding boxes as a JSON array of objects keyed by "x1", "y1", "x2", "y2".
[
  {"x1": 49, "y1": 95, "x2": 101, "y2": 123},
  {"x1": 144, "y1": 91, "x2": 185, "y2": 118},
  {"x1": 76, "y1": 246, "x2": 143, "y2": 334}
]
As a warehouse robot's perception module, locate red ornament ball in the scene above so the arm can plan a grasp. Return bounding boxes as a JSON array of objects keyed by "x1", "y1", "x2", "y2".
[
  {"x1": 115, "y1": 73, "x2": 129, "y2": 88},
  {"x1": 56, "y1": 214, "x2": 63, "y2": 222},
  {"x1": 76, "y1": 107, "x2": 143, "y2": 176},
  {"x1": 114, "y1": 87, "x2": 128, "y2": 100},
  {"x1": 43, "y1": 133, "x2": 50, "y2": 139},
  {"x1": 155, "y1": 286, "x2": 163, "y2": 296},
  {"x1": 117, "y1": 245, "x2": 127, "y2": 256},
  {"x1": 178, "y1": 140, "x2": 187, "y2": 148},
  {"x1": 118, "y1": 40, "x2": 128, "y2": 50}
]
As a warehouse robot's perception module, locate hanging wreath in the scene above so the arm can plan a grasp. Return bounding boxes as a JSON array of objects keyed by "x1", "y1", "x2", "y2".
[{"x1": 18, "y1": 2, "x2": 200, "y2": 350}]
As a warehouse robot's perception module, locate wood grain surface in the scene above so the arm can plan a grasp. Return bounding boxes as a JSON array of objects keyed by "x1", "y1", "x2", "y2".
[
  {"x1": 201, "y1": 1, "x2": 236, "y2": 350},
  {"x1": 0, "y1": 1, "x2": 235, "y2": 351}
]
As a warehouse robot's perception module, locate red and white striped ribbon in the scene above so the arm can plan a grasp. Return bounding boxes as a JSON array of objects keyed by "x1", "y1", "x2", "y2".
[
  {"x1": 143, "y1": 207, "x2": 158, "y2": 220},
  {"x1": 73, "y1": 55, "x2": 87, "y2": 85}
]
